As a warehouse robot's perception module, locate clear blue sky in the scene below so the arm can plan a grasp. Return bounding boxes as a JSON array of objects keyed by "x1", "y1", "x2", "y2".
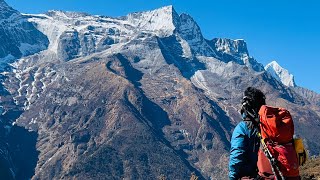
[{"x1": 6, "y1": 0, "x2": 320, "y2": 93}]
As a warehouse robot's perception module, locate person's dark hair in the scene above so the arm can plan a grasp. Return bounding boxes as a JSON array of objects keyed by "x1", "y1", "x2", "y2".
[
  {"x1": 244, "y1": 87, "x2": 266, "y2": 111},
  {"x1": 241, "y1": 87, "x2": 266, "y2": 120}
]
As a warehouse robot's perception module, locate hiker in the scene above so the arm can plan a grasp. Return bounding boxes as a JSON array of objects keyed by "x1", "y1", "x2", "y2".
[
  {"x1": 229, "y1": 87, "x2": 265, "y2": 180},
  {"x1": 229, "y1": 87, "x2": 303, "y2": 180}
]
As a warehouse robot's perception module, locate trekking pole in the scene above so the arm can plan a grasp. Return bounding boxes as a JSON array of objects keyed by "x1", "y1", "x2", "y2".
[{"x1": 258, "y1": 133, "x2": 285, "y2": 180}]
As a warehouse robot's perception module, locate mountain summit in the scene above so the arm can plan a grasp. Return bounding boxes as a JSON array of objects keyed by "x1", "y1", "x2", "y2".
[
  {"x1": 127, "y1": 5, "x2": 179, "y2": 37},
  {"x1": 265, "y1": 60, "x2": 296, "y2": 87}
]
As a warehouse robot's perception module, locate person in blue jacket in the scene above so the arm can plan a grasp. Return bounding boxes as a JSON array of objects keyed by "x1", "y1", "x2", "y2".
[{"x1": 229, "y1": 87, "x2": 266, "y2": 180}]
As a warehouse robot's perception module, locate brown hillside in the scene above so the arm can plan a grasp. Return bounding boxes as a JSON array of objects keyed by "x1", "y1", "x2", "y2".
[{"x1": 301, "y1": 156, "x2": 320, "y2": 180}]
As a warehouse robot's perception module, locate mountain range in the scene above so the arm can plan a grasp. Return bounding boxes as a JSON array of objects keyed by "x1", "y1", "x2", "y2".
[{"x1": 0, "y1": 1, "x2": 319, "y2": 179}]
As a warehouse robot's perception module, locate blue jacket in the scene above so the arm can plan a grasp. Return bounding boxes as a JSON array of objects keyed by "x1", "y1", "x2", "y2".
[{"x1": 229, "y1": 121, "x2": 260, "y2": 180}]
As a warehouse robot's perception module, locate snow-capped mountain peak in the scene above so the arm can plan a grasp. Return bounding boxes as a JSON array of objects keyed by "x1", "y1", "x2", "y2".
[
  {"x1": 127, "y1": 5, "x2": 179, "y2": 37},
  {"x1": 265, "y1": 60, "x2": 296, "y2": 87}
]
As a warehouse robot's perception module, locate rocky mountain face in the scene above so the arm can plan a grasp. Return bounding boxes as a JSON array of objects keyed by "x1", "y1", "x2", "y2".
[
  {"x1": 0, "y1": 2, "x2": 319, "y2": 179},
  {"x1": 293, "y1": 86, "x2": 320, "y2": 106},
  {"x1": 208, "y1": 38, "x2": 264, "y2": 72},
  {"x1": 0, "y1": 0, "x2": 48, "y2": 66}
]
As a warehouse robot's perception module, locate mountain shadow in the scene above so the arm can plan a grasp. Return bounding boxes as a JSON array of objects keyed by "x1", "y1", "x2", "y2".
[
  {"x1": 157, "y1": 36, "x2": 206, "y2": 79},
  {"x1": 7, "y1": 125, "x2": 39, "y2": 179}
]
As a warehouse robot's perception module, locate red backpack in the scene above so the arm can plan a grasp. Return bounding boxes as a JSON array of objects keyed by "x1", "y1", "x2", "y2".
[{"x1": 257, "y1": 105, "x2": 299, "y2": 178}]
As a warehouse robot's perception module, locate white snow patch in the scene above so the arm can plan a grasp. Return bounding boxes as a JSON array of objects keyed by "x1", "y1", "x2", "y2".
[
  {"x1": 191, "y1": 71, "x2": 211, "y2": 93},
  {"x1": 26, "y1": 13, "x2": 70, "y2": 52},
  {"x1": 177, "y1": 35, "x2": 192, "y2": 58},
  {"x1": 29, "y1": 118, "x2": 37, "y2": 124}
]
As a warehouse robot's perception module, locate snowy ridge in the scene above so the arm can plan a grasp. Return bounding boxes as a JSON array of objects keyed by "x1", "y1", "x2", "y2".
[
  {"x1": 209, "y1": 38, "x2": 264, "y2": 72},
  {"x1": 214, "y1": 38, "x2": 249, "y2": 56},
  {"x1": 265, "y1": 61, "x2": 296, "y2": 87},
  {"x1": 127, "y1": 5, "x2": 178, "y2": 37},
  {"x1": 0, "y1": 0, "x2": 48, "y2": 61},
  {"x1": 177, "y1": 13, "x2": 216, "y2": 57},
  {"x1": 25, "y1": 6, "x2": 180, "y2": 60},
  {"x1": 25, "y1": 6, "x2": 216, "y2": 59},
  {"x1": 25, "y1": 12, "x2": 129, "y2": 55}
]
